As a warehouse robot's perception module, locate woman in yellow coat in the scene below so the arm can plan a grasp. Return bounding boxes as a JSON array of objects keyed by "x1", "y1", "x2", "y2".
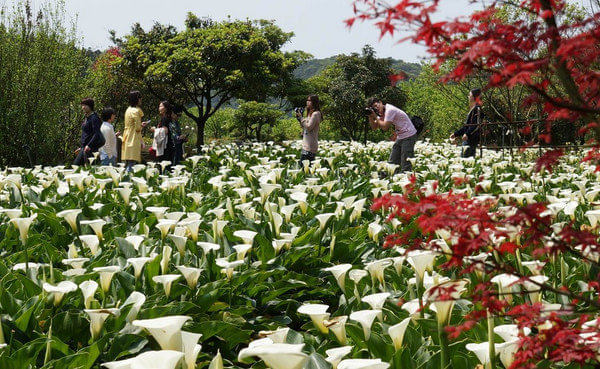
[{"x1": 121, "y1": 90, "x2": 148, "y2": 171}]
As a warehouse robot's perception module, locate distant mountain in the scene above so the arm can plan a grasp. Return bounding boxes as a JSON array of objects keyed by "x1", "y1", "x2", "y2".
[{"x1": 294, "y1": 57, "x2": 422, "y2": 80}]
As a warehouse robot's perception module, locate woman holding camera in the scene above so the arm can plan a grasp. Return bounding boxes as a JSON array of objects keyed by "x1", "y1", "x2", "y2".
[{"x1": 296, "y1": 94, "x2": 322, "y2": 167}]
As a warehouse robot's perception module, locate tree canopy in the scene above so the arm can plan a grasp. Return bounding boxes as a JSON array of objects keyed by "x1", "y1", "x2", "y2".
[{"x1": 114, "y1": 14, "x2": 309, "y2": 149}]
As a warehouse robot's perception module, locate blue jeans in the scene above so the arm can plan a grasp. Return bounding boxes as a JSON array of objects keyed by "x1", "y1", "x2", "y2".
[{"x1": 101, "y1": 156, "x2": 117, "y2": 166}]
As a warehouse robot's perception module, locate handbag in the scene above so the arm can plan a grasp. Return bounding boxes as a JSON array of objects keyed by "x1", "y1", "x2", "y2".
[{"x1": 148, "y1": 146, "x2": 156, "y2": 158}]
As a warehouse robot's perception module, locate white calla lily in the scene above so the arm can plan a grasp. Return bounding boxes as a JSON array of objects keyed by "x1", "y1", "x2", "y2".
[
  {"x1": 43, "y1": 281, "x2": 78, "y2": 306},
  {"x1": 238, "y1": 343, "x2": 308, "y2": 369},
  {"x1": 297, "y1": 303, "x2": 330, "y2": 333},
  {"x1": 79, "y1": 280, "x2": 99, "y2": 309},
  {"x1": 349, "y1": 309, "x2": 380, "y2": 340},
  {"x1": 153, "y1": 274, "x2": 181, "y2": 297},
  {"x1": 323, "y1": 264, "x2": 352, "y2": 290},
  {"x1": 132, "y1": 315, "x2": 191, "y2": 351}
]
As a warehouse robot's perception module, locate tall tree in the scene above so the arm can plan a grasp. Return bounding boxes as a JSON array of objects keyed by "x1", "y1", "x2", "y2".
[
  {"x1": 114, "y1": 14, "x2": 309, "y2": 149},
  {"x1": 0, "y1": 0, "x2": 88, "y2": 166},
  {"x1": 316, "y1": 45, "x2": 406, "y2": 142}
]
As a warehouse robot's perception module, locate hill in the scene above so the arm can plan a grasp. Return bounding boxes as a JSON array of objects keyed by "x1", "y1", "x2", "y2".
[{"x1": 294, "y1": 56, "x2": 422, "y2": 80}]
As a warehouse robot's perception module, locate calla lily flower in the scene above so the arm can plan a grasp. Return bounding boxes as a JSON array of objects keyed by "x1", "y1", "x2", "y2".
[
  {"x1": 494, "y1": 324, "x2": 531, "y2": 341},
  {"x1": 233, "y1": 244, "x2": 253, "y2": 260},
  {"x1": 388, "y1": 317, "x2": 411, "y2": 350},
  {"x1": 520, "y1": 275, "x2": 549, "y2": 303},
  {"x1": 153, "y1": 274, "x2": 181, "y2": 297},
  {"x1": 80, "y1": 219, "x2": 106, "y2": 240},
  {"x1": 490, "y1": 273, "x2": 519, "y2": 303},
  {"x1": 424, "y1": 279, "x2": 469, "y2": 327},
  {"x1": 466, "y1": 342, "x2": 501, "y2": 365},
  {"x1": 62, "y1": 257, "x2": 89, "y2": 270},
  {"x1": 209, "y1": 350, "x2": 223, "y2": 369},
  {"x1": 362, "y1": 292, "x2": 390, "y2": 312},
  {"x1": 13, "y1": 262, "x2": 47, "y2": 281},
  {"x1": 365, "y1": 258, "x2": 392, "y2": 287},
  {"x1": 85, "y1": 308, "x2": 119, "y2": 340},
  {"x1": 316, "y1": 213, "x2": 336, "y2": 232},
  {"x1": 57, "y1": 209, "x2": 82, "y2": 232},
  {"x1": 177, "y1": 265, "x2": 202, "y2": 288},
  {"x1": 233, "y1": 230, "x2": 258, "y2": 245},
  {"x1": 168, "y1": 234, "x2": 188, "y2": 257},
  {"x1": 349, "y1": 309, "x2": 381, "y2": 340},
  {"x1": 181, "y1": 331, "x2": 202, "y2": 369},
  {"x1": 146, "y1": 206, "x2": 169, "y2": 219},
  {"x1": 156, "y1": 219, "x2": 178, "y2": 240},
  {"x1": 324, "y1": 315, "x2": 348, "y2": 344},
  {"x1": 281, "y1": 203, "x2": 297, "y2": 223},
  {"x1": 179, "y1": 219, "x2": 202, "y2": 241},
  {"x1": 121, "y1": 291, "x2": 146, "y2": 323},
  {"x1": 133, "y1": 315, "x2": 192, "y2": 351},
  {"x1": 125, "y1": 235, "x2": 145, "y2": 252},
  {"x1": 367, "y1": 222, "x2": 383, "y2": 242},
  {"x1": 10, "y1": 213, "x2": 37, "y2": 245},
  {"x1": 238, "y1": 343, "x2": 308, "y2": 369},
  {"x1": 258, "y1": 327, "x2": 289, "y2": 343},
  {"x1": 290, "y1": 192, "x2": 308, "y2": 214},
  {"x1": 323, "y1": 264, "x2": 352, "y2": 290},
  {"x1": 325, "y1": 346, "x2": 352, "y2": 369},
  {"x1": 79, "y1": 280, "x2": 99, "y2": 309},
  {"x1": 130, "y1": 350, "x2": 184, "y2": 369},
  {"x1": 215, "y1": 258, "x2": 245, "y2": 280},
  {"x1": 127, "y1": 257, "x2": 154, "y2": 280},
  {"x1": 297, "y1": 303, "x2": 330, "y2": 333},
  {"x1": 93, "y1": 266, "x2": 121, "y2": 293},
  {"x1": 213, "y1": 219, "x2": 228, "y2": 240},
  {"x1": 161, "y1": 245, "x2": 173, "y2": 275},
  {"x1": 337, "y1": 358, "x2": 390, "y2": 369},
  {"x1": 407, "y1": 250, "x2": 437, "y2": 284},
  {"x1": 43, "y1": 281, "x2": 78, "y2": 306},
  {"x1": 115, "y1": 187, "x2": 132, "y2": 205},
  {"x1": 80, "y1": 234, "x2": 101, "y2": 256}
]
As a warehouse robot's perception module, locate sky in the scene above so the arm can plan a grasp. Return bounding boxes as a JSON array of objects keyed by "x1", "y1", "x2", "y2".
[{"x1": 1, "y1": 0, "x2": 485, "y2": 63}]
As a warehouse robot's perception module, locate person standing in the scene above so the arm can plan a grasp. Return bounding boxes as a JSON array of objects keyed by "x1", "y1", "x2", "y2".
[
  {"x1": 73, "y1": 98, "x2": 104, "y2": 166},
  {"x1": 121, "y1": 91, "x2": 148, "y2": 172},
  {"x1": 296, "y1": 94, "x2": 322, "y2": 166},
  {"x1": 367, "y1": 97, "x2": 417, "y2": 172},
  {"x1": 170, "y1": 105, "x2": 187, "y2": 166},
  {"x1": 450, "y1": 88, "x2": 483, "y2": 158},
  {"x1": 150, "y1": 101, "x2": 174, "y2": 171},
  {"x1": 99, "y1": 107, "x2": 119, "y2": 166}
]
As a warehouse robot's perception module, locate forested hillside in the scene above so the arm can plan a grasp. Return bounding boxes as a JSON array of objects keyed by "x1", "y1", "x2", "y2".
[{"x1": 294, "y1": 56, "x2": 422, "y2": 80}]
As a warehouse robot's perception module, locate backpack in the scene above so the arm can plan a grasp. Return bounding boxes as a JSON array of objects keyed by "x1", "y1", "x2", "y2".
[{"x1": 411, "y1": 115, "x2": 425, "y2": 135}]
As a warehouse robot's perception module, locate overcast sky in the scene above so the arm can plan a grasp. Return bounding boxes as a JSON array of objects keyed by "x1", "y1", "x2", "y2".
[{"x1": 1, "y1": 0, "x2": 486, "y2": 62}]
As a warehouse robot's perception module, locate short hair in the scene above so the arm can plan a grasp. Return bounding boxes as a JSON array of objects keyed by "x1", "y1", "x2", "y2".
[
  {"x1": 366, "y1": 97, "x2": 381, "y2": 107},
  {"x1": 470, "y1": 88, "x2": 482, "y2": 98},
  {"x1": 172, "y1": 105, "x2": 183, "y2": 116},
  {"x1": 80, "y1": 97, "x2": 95, "y2": 111},
  {"x1": 101, "y1": 107, "x2": 115, "y2": 121},
  {"x1": 128, "y1": 90, "x2": 142, "y2": 107}
]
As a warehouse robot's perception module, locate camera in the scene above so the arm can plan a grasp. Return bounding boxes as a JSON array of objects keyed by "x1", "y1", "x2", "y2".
[
  {"x1": 294, "y1": 107, "x2": 304, "y2": 115},
  {"x1": 364, "y1": 107, "x2": 377, "y2": 115}
]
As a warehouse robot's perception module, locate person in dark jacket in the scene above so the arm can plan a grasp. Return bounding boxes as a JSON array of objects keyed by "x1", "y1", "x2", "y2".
[
  {"x1": 450, "y1": 88, "x2": 483, "y2": 158},
  {"x1": 73, "y1": 98, "x2": 104, "y2": 166}
]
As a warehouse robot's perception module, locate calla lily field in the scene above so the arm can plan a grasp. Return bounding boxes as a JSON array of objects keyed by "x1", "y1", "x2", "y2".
[{"x1": 0, "y1": 139, "x2": 598, "y2": 369}]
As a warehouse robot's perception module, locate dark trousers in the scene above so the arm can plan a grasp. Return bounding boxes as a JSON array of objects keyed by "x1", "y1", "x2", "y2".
[{"x1": 299, "y1": 150, "x2": 315, "y2": 168}]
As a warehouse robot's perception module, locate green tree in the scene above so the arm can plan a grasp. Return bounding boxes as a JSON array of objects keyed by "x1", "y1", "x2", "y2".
[
  {"x1": 315, "y1": 45, "x2": 406, "y2": 142},
  {"x1": 0, "y1": 0, "x2": 88, "y2": 166},
  {"x1": 114, "y1": 14, "x2": 309, "y2": 150},
  {"x1": 232, "y1": 101, "x2": 285, "y2": 142}
]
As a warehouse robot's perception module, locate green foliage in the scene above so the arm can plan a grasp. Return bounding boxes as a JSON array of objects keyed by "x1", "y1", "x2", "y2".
[
  {"x1": 0, "y1": 0, "x2": 89, "y2": 166},
  {"x1": 232, "y1": 101, "x2": 285, "y2": 142},
  {"x1": 114, "y1": 14, "x2": 309, "y2": 149},
  {"x1": 312, "y1": 45, "x2": 407, "y2": 142},
  {"x1": 402, "y1": 64, "x2": 466, "y2": 142}
]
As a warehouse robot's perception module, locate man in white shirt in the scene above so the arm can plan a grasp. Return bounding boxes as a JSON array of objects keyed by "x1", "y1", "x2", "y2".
[
  {"x1": 99, "y1": 107, "x2": 119, "y2": 166},
  {"x1": 367, "y1": 97, "x2": 417, "y2": 172}
]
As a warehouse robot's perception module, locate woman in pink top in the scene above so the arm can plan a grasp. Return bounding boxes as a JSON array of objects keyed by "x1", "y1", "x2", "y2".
[{"x1": 296, "y1": 94, "x2": 322, "y2": 167}]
